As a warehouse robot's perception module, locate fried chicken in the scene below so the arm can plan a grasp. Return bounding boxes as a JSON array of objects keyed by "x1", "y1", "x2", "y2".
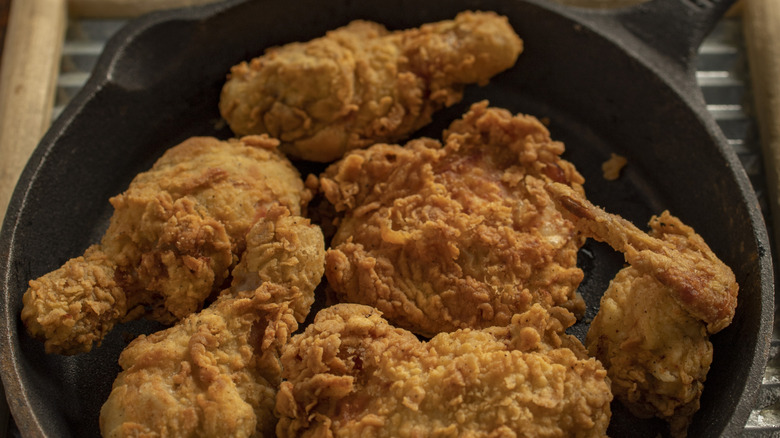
[
  {"x1": 99, "y1": 201, "x2": 326, "y2": 437},
  {"x1": 319, "y1": 101, "x2": 586, "y2": 337},
  {"x1": 547, "y1": 182, "x2": 738, "y2": 437},
  {"x1": 99, "y1": 283, "x2": 299, "y2": 438},
  {"x1": 548, "y1": 182, "x2": 738, "y2": 333},
  {"x1": 22, "y1": 135, "x2": 311, "y2": 354},
  {"x1": 276, "y1": 303, "x2": 612, "y2": 437},
  {"x1": 219, "y1": 11, "x2": 523, "y2": 162},
  {"x1": 228, "y1": 205, "x2": 327, "y2": 323}
]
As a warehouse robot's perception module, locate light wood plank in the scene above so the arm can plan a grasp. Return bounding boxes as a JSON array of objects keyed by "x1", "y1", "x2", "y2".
[
  {"x1": 743, "y1": 0, "x2": 780, "y2": 250},
  {"x1": 0, "y1": 0, "x2": 67, "y2": 219}
]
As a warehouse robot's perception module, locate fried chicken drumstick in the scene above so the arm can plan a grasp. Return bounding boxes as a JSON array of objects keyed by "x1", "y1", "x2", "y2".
[
  {"x1": 276, "y1": 303, "x2": 612, "y2": 437},
  {"x1": 547, "y1": 182, "x2": 739, "y2": 437},
  {"x1": 320, "y1": 102, "x2": 586, "y2": 337},
  {"x1": 219, "y1": 11, "x2": 523, "y2": 162},
  {"x1": 22, "y1": 135, "x2": 310, "y2": 354},
  {"x1": 99, "y1": 284, "x2": 299, "y2": 438},
  {"x1": 100, "y1": 205, "x2": 325, "y2": 438}
]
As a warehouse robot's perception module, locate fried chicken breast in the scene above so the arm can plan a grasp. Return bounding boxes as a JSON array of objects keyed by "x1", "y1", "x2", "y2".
[
  {"x1": 548, "y1": 182, "x2": 738, "y2": 437},
  {"x1": 276, "y1": 303, "x2": 612, "y2": 437},
  {"x1": 319, "y1": 102, "x2": 586, "y2": 337},
  {"x1": 219, "y1": 11, "x2": 523, "y2": 162},
  {"x1": 22, "y1": 135, "x2": 310, "y2": 354}
]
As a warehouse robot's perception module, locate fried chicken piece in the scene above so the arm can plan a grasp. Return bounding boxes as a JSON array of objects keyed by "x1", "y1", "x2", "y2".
[
  {"x1": 219, "y1": 11, "x2": 523, "y2": 162},
  {"x1": 99, "y1": 283, "x2": 299, "y2": 438},
  {"x1": 319, "y1": 102, "x2": 586, "y2": 337},
  {"x1": 100, "y1": 204, "x2": 326, "y2": 437},
  {"x1": 547, "y1": 182, "x2": 738, "y2": 437},
  {"x1": 588, "y1": 267, "x2": 712, "y2": 437},
  {"x1": 547, "y1": 182, "x2": 738, "y2": 333},
  {"x1": 276, "y1": 303, "x2": 612, "y2": 437},
  {"x1": 228, "y1": 205, "x2": 326, "y2": 322},
  {"x1": 22, "y1": 135, "x2": 310, "y2": 354}
]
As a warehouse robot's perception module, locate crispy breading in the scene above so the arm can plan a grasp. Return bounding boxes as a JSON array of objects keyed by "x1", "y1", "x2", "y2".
[
  {"x1": 547, "y1": 182, "x2": 738, "y2": 437},
  {"x1": 21, "y1": 135, "x2": 310, "y2": 354},
  {"x1": 99, "y1": 283, "x2": 299, "y2": 438},
  {"x1": 276, "y1": 303, "x2": 612, "y2": 437},
  {"x1": 219, "y1": 11, "x2": 523, "y2": 162},
  {"x1": 228, "y1": 205, "x2": 326, "y2": 322},
  {"x1": 587, "y1": 267, "x2": 712, "y2": 438},
  {"x1": 547, "y1": 182, "x2": 738, "y2": 334},
  {"x1": 319, "y1": 102, "x2": 586, "y2": 337}
]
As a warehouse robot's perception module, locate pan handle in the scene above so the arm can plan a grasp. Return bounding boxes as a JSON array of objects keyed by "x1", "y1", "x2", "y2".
[{"x1": 610, "y1": 0, "x2": 738, "y2": 72}]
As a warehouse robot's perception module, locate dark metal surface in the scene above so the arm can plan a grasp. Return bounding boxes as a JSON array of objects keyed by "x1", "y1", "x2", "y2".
[{"x1": 0, "y1": 0, "x2": 773, "y2": 436}]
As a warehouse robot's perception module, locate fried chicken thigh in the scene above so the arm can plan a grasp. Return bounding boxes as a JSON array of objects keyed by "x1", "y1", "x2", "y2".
[
  {"x1": 219, "y1": 11, "x2": 523, "y2": 162},
  {"x1": 548, "y1": 182, "x2": 739, "y2": 437},
  {"x1": 320, "y1": 102, "x2": 586, "y2": 337},
  {"x1": 22, "y1": 135, "x2": 310, "y2": 354},
  {"x1": 276, "y1": 303, "x2": 612, "y2": 437}
]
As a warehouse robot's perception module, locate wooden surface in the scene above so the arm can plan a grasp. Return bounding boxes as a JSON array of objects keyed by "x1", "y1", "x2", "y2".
[
  {"x1": 744, "y1": 0, "x2": 780, "y2": 253},
  {"x1": 0, "y1": 0, "x2": 66, "y2": 219}
]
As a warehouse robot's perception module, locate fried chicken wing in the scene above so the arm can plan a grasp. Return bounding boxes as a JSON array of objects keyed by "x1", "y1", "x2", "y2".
[
  {"x1": 276, "y1": 303, "x2": 612, "y2": 437},
  {"x1": 99, "y1": 283, "x2": 299, "y2": 438},
  {"x1": 22, "y1": 135, "x2": 310, "y2": 354},
  {"x1": 319, "y1": 102, "x2": 586, "y2": 337},
  {"x1": 547, "y1": 182, "x2": 738, "y2": 437},
  {"x1": 219, "y1": 11, "x2": 523, "y2": 162},
  {"x1": 588, "y1": 267, "x2": 712, "y2": 437},
  {"x1": 548, "y1": 182, "x2": 738, "y2": 333}
]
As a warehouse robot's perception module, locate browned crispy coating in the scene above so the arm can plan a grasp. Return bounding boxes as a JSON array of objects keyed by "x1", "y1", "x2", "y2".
[
  {"x1": 99, "y1": 201, "x2": 326, "y2": 437},
  {"x1": 219, "y1": 11, "x2": 523, "y2": 162},
  {"x1": 228, "y1": 205, "x2": 326, "y2": 322},
  {"x1": 276, "y1": 303, "x2": 612, "y2": 437},
  {"x1": 319, "y1": 102, "x2": 586, "y2": 337},
  {"x1": 587, "y1": 267, "x2": 712, "y2": 438},
  {"x1": 547, "y1": 182, "x2": 738, "y2": 334},
  {"x1": 547, "y1": 182, "x2": 738, "y2": 437},
  {"x1": 99, "y1": 283, "x2": 300, "y2": 438},
  {"x1": 21, "y1": 135, "x2": 310, "y2": 354}
]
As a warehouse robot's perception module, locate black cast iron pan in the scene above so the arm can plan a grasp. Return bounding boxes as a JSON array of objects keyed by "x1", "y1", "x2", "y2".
[{"x1": 0, "y1": 0, "x2": 773, "y2": 436}]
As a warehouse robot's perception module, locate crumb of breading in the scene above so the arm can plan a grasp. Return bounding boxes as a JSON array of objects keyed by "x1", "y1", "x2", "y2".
[{"x1": 602, "y1": 153, "x2": 627, "y2": 180}]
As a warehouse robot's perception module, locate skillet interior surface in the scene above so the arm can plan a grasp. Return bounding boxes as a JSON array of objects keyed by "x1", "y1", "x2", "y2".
[{"x1": 0, "y1": 0, "x2": 772, "y2": 436}]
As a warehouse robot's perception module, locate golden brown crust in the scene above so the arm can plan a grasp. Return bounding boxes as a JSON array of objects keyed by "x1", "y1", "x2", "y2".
[
  {"x1": 587, "y1": 267, "x2": 712, "y2": 438},
  {"x1": 219, "y1": 11, "x2": 523, "y2": 162},
  {"x1": 547, "y1": 182, "x2": 737, "y2": 437},
  {"x1": 320, "y1": 102, "x2": 586, "y2": 337},
  {"x1": 276, "y1": 303, "x2": 612, "y2": 437},
  {"x1": 99, "y1": 284, "x2": 300, "y2": 438},
  {"x1": 228, "y1": 205, "x2": 326, "y2": 322},
  {"x1": 547, "y1": 182, "x2": 738, "y2": 333},
  {"x1": 21, "y1": 135, "x2": 310, "y2": 354},
  {"x1": 21, "y1": 245, "x2": 126, "y2": 355}
]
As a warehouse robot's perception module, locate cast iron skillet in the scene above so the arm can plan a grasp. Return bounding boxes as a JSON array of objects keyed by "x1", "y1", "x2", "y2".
[{"x1": 0, "y1": 0, "x2": 773, "y2": 436}]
